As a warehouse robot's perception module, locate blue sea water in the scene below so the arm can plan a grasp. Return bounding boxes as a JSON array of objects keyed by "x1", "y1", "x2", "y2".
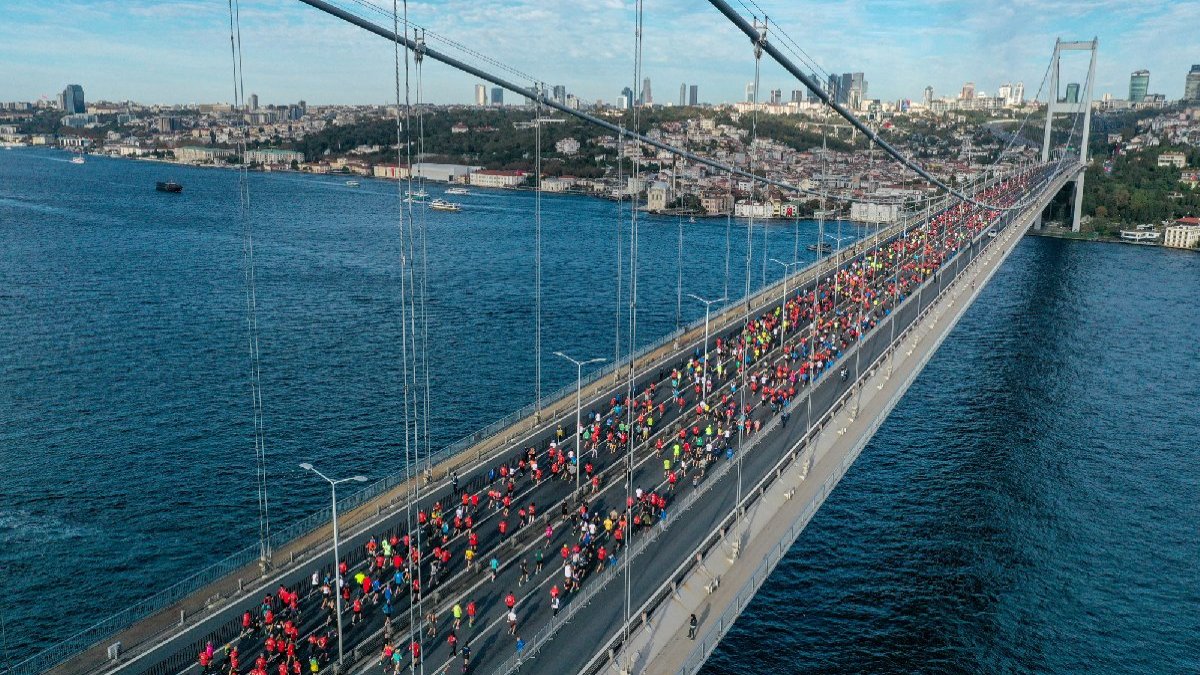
[{"x1": 1, "y1": 148, "x2": 1197, "y2": 672}]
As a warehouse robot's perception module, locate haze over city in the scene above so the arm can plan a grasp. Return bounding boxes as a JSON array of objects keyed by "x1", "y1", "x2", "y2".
[{"x1": 2, "y1": 0, "x2": 1198, "y2": 105}]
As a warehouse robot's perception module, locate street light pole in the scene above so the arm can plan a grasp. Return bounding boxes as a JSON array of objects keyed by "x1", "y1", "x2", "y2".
[
  {"x1": 553, "y1": 351, "x2": 606, "y2": 498},
  {"x1": 768, "y1": 258, "x2": 802, "y2": 333},
  {"x1": 300, "y1": 463, "x2": 368, "y2": 667},
  {"x1": 686, "y1": 293, "x2": 726, "y2": 402}
]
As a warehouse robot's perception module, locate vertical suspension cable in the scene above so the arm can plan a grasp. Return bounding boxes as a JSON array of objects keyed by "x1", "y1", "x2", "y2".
[
  {"x1": 615, "y1": 129, "x2": 624, "y2": 377},
  {"x1": 724, "y1": 168, "x2": 733, "y2": 309},
  {"x1": 535, "y1": 83, "x2": 544, "y2": 418},
  {"x1": 675, "y1": 157, "x2": 683, "y2": 333},
  {"x1": 416, "y1": 29, "x2": 434, "y2": 478},
  {"x1": 227, "y1": 0, "x2": 270, "y2": 567},
  {"x1": 621, "y1": 0, "x2": 644, "y2": 663}
]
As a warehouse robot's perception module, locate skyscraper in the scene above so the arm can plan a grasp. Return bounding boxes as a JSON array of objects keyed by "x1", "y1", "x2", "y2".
[
  {"x1": 57, "y1": 84, "x2": 85, "y2": 114},
  {"x1": 769, "y1": 88, "x2": 782, "y2": 105},
  {"x1": 997, "y1": 83, "x2": 1011, "y2": 104},
  {"x1": 849, "y1": 73, "x2": 866, "y2": 108},
  {"x1": 688, "y1": 85, "x2": 698, "y2": 106},
  {"x1": 552, "y1": 85, "x2": 566, "y2": 104},
  {"x1": 1012, "y1": 82, "x2": 1025, "y2": 106},
  {"x1": 790, "y1": 89, "x2": 804, "y2": 103},
  {"x1": 641, "y1": 77, "x2": 652, "y2": 106},
  {"x1": 1184, "y1": 65, "x2": 1200, "y2": 102},
  {"x1": 475, "y1": 84, "x2": 487, "y2": 106},
  {"x1": 839, "y1": 73, "x2": 852, "y2": 105},
  {"x1": 679, "y1": 83, "x2": 686, "y2": 106},
  {"x1": 807, "y1": 73, "x2": 820, "y2": 103},
  {"x1": 959, "y1": 82, "x2": 975, "y2": 100},
  {"x1": 923, "y1": 85, "x2": 934, "y2": 107},
  {"x1": 621, "y1": 86, "x2": 634, "y2": 110},
  {"x1": 1129, "y1": 70, "x2": 1149, "y2": 102},
  {"x1": 745, "y1": 82, "x2": 756, "y2": 102},
  {"x1": 827, "y1": 74, "x2": 840, "y2": 104},
  {"x1": 491, "y1": 87, "x2": 504, "y2": 106},
  {"x1": 1065, "y1": 82, "x2": 1080, "y2": 104},
  {"x1": 249, "y1": 93, "x2": 259, "y2": 111}
]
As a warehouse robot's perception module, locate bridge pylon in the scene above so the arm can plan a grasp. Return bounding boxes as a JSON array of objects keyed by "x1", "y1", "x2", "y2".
[{"x1": 1039, "y1": 37, "x2": 1098, "y2": 232}]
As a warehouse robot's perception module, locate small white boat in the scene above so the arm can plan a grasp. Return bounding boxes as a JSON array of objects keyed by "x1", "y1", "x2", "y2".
[
  {"x1": 405, "y1": 189, "x2": 429, "y2": 200},
  {"x1": 429, "y1": 198, "x2": 462, "y2": 212},
  {"x1": 70, "y1": 156, "x2": 85, "y2": 164},
  {"x1": 345, "y1": 180, "x2": 360, "y2": 187},
  {"x1": 688, "y1": 216, "x2": 696, "y2": 223},
  {"x1": 445, "y1": 186, "x2": 470, "y2": 195}
]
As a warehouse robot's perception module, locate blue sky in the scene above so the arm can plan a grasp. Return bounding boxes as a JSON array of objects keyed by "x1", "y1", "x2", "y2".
[{"x1": 1, "y1": 0, "x2": 1196, "y2": 106}]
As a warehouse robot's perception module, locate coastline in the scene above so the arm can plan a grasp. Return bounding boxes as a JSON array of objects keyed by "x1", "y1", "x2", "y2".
[
  {"x1": 1025, "y1": 226, "x2": 1199, "y2": 252},
  {"x1": 48, "y1": 146, "x2": 864, "y2": 223}
]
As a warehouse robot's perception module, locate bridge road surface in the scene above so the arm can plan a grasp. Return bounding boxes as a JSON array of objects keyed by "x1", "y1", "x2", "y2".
[
  {"x1": 325, "y1": 174, "x2": 1052, "y2": 675},
  {"x1": 80, "y1": 169, "x2": 1049, "y2": 675},
  {"x1": 148, "y1": 212, "x2": 912, "y2": 675},
  {"x1": 88, "y1": 201, "x2": 918, "y2": 675}
]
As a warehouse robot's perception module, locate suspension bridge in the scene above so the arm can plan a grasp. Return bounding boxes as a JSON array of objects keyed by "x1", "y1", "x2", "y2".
[{"x1": 11, "y1": 1, "x2": 1098, "y2": 674}]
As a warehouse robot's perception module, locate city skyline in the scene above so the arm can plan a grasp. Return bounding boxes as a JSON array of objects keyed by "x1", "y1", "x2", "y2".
[{"x1": 1, "y1": 1, "x2": 1198, "y2": 106}]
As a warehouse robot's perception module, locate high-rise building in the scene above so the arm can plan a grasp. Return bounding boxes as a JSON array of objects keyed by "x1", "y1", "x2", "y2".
[
  {"x1": 790, "y1": 89, "x2": 804, "y2": 103},
  {"x1": 552, "y1": 85, "x2": 566, "y2": 104},
  {"x1": 828, "y1": 74, "x2": 840, "y2": 104},
  {"x1": 997, "y1": 83, "x2": 1011, "y2": 104},
  {"x1": 249, "y1": 93, "x2": 259, "y2": 111},
  {"x1": 849, "y1": 73, "x2": 866, "y2": 108},
  {"x1": 621, "y1": 86, "x2": 634, "y2": 110},
  {"x1": 1012, "y1": 82, "x2": 1025, "y2": 106},
  {"x1": 679, "y1": 83, "x2": 686, "y2": 106},
  {"x1": 688, "y1": 85, "x2": 698, "y2": 106},
  {"x1": 745, "y1": 82, "x2": 756, "y2": 102},
  {"x1": 491, "y1": 87, "x2": 504, "y2": 106},
  {"x1": 839, "y1": 73, "x2": 853, "y2": 105},
  {"x1": 1065, "y1": 82, "x2": 1080, "y2": 103},
  {"x1": 1129, "y1": 69, "x2": 1150, "y2": 102},
  {"x1": 1184, "y1": 65, "x2": 1200, "y2": 102},
  {"x1": 475, "y1": 84, "x2": 487, "y2": 106},
  {"x1": 641, "y1": 77, "x2": 652, "y2": 106},
  {"x1": 808, "y1": 73, "x2": 821, "y2": 103},
  {"x1": 923, "y1": 85, "x2": 934, "y2": 108},
  {"x1": 959, "y1": 82, "x2": 975, "y2": 100},
  {"x1": 57, "y1": 84, "x2": 85, "y2": 114},
  {"x1": 769, "y1": 88, "x2": 782, "y2": 105}
]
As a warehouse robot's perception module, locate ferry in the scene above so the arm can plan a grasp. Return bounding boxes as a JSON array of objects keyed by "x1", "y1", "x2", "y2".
[
  {"x1": 429, "y1": 198, "x2": 462, "y2": 212},
  {"x1": 345, "y1": 180, "x2": 360, "y2": 187},
  {"x1": 156, "y1": 181, "x2": 184, "y2": 193},
  {"x1": 445, "y1": 186, "x2": 470, "y2": 195}
]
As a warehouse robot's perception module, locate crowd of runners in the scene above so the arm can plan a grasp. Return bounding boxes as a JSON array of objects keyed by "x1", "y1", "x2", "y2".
[{"x1": 193, "y1": 170, "x2": 1043, "y2": 675}]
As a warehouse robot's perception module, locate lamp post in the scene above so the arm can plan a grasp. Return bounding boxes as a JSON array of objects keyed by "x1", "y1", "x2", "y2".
[
  {"x1": 686, "y1": 293, "x2": 726, "y2": 401},
  {"x1": 553, "y1": 351, "x2": 606, "y2": 497},
  {"x1": 768, "y1": 258, "x2": 803, "y2": 333},
  {"x1": 299, "y1": 463, "x2": 368, "y2": 667}
]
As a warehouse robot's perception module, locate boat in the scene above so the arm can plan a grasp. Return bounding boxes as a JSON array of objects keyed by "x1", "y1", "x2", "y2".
[
  {"x1": 688, "y1": 216, "x2": 697, "y2": 223},
  {"x1": 405, "y1": 189, "x2": 429, "y2": 200},
  {"x1": 807, "y1": 242, "x2": 833, "y2": 253},
  {"x1": 70, "y1": 155, "x2": 85, "y2": 164},
  {"x1": 345, "y1": 180, "x2": 360, "y2": 187},
  {"x1": 156, "y1": 181, "x2": 184, "y2": 193},
  {"x1": 429, "y1": 198, "x2": 462, "y2": 212},
  {"x1": 445, "y1": 186, "x2": 470, "y2": 195}
]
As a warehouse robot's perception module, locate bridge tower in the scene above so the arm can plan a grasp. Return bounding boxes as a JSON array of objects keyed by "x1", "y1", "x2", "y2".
[{"x1": 1039, "y1": 38, "x2": 1097, "y2": 232}]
